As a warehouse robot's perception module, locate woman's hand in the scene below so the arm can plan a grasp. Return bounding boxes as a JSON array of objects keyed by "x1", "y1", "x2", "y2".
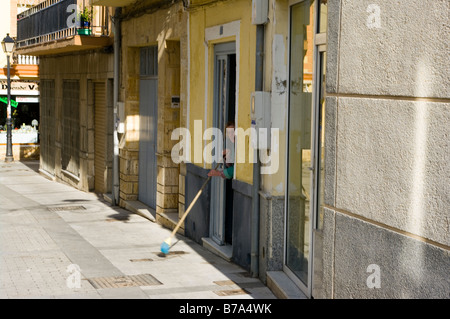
[{"x1": 208, "y1": 169, "x2": 224, "y2": 178}]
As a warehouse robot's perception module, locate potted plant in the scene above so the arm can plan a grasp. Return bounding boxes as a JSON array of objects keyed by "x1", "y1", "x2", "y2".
[{"x1": 77, "y1": 6, "x2": 93, "y2": 36}]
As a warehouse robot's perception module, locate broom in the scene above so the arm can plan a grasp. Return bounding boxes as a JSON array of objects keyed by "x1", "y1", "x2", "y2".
[{"x1": 160, "y1": 163, "x2": 220, "y2": 254}]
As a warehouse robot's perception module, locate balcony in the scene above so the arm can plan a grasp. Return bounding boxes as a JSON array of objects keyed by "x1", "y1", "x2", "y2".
[
  {"x1": 0, "y1": 54, "x2": 39, "y2": 81},
  {"x1": 10, "y1": 55, "x2": 39, "y2": 79},
  {"x1": 16, "y1": 0, "x2": 113, "y2": 56},
  {"x1": 15, "y1": 55, "x2": 40, "y2": 65}
]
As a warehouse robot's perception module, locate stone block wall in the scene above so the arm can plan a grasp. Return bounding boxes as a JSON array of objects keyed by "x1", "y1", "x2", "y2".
[
  {"x1": 38, "y1": 50, "x2": 114, "y2": 193},
  {"x1": 119, "y1": 1, "x2": 188, "y2": 218},
  {"x1": 317, "y1": 0, "x2": 450, "y2": 298}
]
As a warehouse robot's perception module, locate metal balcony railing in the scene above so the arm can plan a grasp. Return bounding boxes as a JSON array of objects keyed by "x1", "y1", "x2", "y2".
[{"x1": 17, "y1": 0, "x2": 111, "y2": 49}]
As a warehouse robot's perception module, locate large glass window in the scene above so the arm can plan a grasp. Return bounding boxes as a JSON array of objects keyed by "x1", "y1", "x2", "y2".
[
  {"x1": 285, "y1": 0, "x2": 327, "y2": 295},
  {"x1": 316, "y1": 51, "x2": 326, "y2": 230},
  {"x1": 286, "y1": 0, "x2": 315, "y2": 287},
  {"x1": 318, "y1": 0, "x2": 328, "y2": 33}
]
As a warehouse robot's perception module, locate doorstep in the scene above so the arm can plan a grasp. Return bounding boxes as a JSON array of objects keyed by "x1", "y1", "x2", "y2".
[
  {"x1": 122, "y1": 200, "x2": 156, "y2": 222},
  {"x1": 266, "y1": 271, "x2": 308, "y2": 299},
  {"x1": 122, "y1": 200, "x2": 185, "y2": 236},
  {"x1": 103, "y1": 193, "x2": 113, "y2": 205},
  {"x1": 156, "y1": 210, "x2": 184, "y2": 236},
  {"x1": 201, "y1": 237, "x2": 232, "y2": 262}
]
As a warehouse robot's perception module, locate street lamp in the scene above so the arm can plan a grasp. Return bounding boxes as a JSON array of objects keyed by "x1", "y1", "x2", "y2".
[{"x1": 2, "y1": 33, "x2": 15, "y2": 162}]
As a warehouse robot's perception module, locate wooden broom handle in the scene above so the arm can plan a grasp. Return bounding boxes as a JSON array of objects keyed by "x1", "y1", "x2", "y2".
[{"x1": 169, "y1": 163, "x2": 220, "y2": 237}]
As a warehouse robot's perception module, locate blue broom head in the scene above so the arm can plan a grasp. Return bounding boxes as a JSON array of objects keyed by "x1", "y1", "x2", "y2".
[{"x1": 160, "y1": 241, "x2": 170, "y2": 254}]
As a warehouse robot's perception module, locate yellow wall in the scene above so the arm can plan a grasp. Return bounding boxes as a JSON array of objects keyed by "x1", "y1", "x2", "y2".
[
  {"x1": 120, "y1": 1, "x2": 187, "y2": 148},
  {"x1": 188, "y1": 0, "x2": 256, "y2": 184},
  {"x1": 260, "y1": 0, "x2": 289, "y2": 197},
  {"x1": 39, "y1": 50, "x2": 114, "y2": 192},
  {"x1": 119, "y1": 1, "x2": 188, "y2": 211}
]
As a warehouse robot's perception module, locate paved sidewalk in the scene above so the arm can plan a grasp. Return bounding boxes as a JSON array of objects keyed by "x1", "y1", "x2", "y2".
[{"x1": 0, "y1": 161, "x2": 277, "y2": 299}]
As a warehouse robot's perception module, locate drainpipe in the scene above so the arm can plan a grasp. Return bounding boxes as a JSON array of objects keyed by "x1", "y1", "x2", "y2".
[
  {"x1": 251, "y1": 23, "x2": 265, "y2": 278},
  {"x1": 112, "y1": 7, "x2": 122, "y2": 206}
]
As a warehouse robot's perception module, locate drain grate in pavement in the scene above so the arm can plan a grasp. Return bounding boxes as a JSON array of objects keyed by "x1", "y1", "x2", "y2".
[
  {"x1": 154, "y1": 250, "x2": 187, "y2": 256},
  {"x1": 166, "y1": 250, "x2": 186, "y2": 255},
  {"x1": 214, "y1": 288, "x2": 249, "y2": 296},
  {"x1": 87, "y1": 274, "x2": 162, "y2": 289},
  {"x1": 130, "y1": 258, "x2": 154, "y2": 262},
  {"x1": 48, "y1": 205, "x2": 86, "y2": 212},
  {"x1": 213, "y1": 280, "x2": 237, "y2": 286}
]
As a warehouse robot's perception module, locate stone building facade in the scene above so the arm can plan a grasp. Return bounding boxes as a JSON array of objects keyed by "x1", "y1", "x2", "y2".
[{"x1": 17, "y1": 0, "x2": 449, "y2": 298}]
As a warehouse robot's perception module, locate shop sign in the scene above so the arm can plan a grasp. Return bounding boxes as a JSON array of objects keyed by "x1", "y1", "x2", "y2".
[
  {"x1": 16, "y1": 96, "x2": 39, "y2": 103},
  {"x1": 0, "y1": 81, "x2": 39, "y2": 91}
]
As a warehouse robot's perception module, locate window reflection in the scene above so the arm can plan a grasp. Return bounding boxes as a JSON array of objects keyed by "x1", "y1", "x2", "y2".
[
  {"x1": 286, "y1": 0, "x2": 328, "y2": 289},
  {"x1": 286, "y1": 0, "x2": 315, "y2": 286},
  {"x1": 317, "y1": 51, "x2": 326, "y2": 230}
]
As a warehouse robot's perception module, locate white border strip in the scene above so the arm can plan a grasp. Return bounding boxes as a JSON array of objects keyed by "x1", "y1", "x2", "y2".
[{"x1": 203, "y1": 20, "x2": 240, "y2": 173}]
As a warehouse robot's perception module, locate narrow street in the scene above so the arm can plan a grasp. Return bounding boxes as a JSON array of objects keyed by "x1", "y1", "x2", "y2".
[{"x1": 0, "y1": 160, "x2": 276, "y2": 299}]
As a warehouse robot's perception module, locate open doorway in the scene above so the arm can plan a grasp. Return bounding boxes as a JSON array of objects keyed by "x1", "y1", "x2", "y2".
[{"x1": 210, "y1": 42, "x2": 236, "y2": 247}]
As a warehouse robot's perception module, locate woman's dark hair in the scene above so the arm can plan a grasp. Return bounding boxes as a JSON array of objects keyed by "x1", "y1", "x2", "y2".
[{"x1": 226, "y1": 121, "x2": 235, "y2": 128}]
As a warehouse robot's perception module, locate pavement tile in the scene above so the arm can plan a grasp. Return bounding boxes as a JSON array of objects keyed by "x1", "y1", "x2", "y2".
[{"x1": 0, "y1": 161, "x2": 277, "y2": 300}]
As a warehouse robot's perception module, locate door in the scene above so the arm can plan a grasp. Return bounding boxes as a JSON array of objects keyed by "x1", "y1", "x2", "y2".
[
  {"x1": 285, "y1": 0, "x2": 327, "y2": 297},
  {"x1": 138, "y1": 46, "x2": 158, "y2": 209},
  {"x1": 210, "y1": 42, "x2": 236, "y2": 245}
]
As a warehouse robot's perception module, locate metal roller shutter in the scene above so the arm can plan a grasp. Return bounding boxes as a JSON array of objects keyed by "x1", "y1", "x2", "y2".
[
  {"x1": 40, "y1": 80, "x2": 55, "y2": 175},
  {"x1": 94, "y1": 82, "x2": 107, "y2": 193},
  {"x1": 62, "y1": 80, "x2": 80, "y2": 176}
]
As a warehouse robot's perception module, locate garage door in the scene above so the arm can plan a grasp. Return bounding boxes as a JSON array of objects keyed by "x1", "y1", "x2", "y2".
[{"x1": 94, "y1": 82, "x2": 107, "y2": 194}]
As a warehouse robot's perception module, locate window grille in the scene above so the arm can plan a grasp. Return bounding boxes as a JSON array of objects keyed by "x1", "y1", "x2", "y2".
[{"x1": 140, "y1": 46, "x2": 158, "y2": 77}]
